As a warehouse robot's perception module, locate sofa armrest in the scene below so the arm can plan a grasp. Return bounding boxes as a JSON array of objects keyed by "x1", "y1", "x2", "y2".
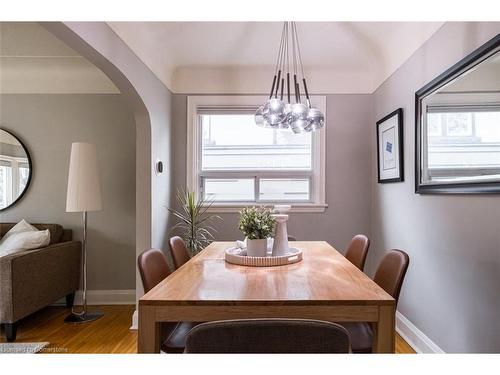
[{"x1": 0, "y1": 241, "x2": 81, "y2": 323}]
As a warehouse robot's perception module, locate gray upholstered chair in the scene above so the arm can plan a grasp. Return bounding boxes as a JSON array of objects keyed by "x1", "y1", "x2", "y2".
[
  {"x1": 344, "y1": 234, "x2": 370, "y2": 271},
  {"x1": 185, "y1": 319, "x2": 351, "y2": 353},
  {"x1": 137, "y1": 248, "x2": 196, "y2": 353},
  {"x1": 342, "y1": 249, "x2": 409, "y2": 353}
]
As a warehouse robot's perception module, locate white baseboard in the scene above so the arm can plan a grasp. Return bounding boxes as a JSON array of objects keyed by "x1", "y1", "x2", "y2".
[
  {"x1": 130, "y1": 310, "x2": 138, "y2": 330},
  {"x1": 52, "y1": 289, "x2": 136, "y2": 306},
  {"x1": 74, "y1": 289, "x2": 136, "y2": 305},
  {"x1": 396, "y1": 311, "x2": 445, "y2": 353}
]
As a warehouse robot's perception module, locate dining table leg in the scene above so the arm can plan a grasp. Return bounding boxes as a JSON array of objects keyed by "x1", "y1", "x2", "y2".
[
  {"x1": 373, "y1": 305, "x2": 396, "y2": 353},
  {"x1": 138, "y1": 305, "x2": 161, "y2": 353}
]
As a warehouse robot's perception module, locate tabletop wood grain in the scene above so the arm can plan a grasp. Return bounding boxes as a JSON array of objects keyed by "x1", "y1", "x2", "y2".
[{"x1": 140, "y1": 241, "x2": 394, "y2": 307}]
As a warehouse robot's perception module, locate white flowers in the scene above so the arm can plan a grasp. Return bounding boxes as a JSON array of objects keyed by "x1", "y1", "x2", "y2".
[{"x1": 238, "y1": 206, "x2": 276, "y2": 240}]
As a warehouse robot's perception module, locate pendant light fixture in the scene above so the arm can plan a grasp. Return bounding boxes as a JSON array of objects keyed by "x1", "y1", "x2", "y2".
[{"x1": 255, "y1": 22, "x2": 324, "y2": 133}]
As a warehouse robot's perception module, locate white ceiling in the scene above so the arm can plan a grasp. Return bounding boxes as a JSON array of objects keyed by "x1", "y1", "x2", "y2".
[
  {"x1": 0, "y1": 22, "x2": 119, "y2": 94},
  {"x1": 108, "y1": 22, "x2": 444, "y2": 94}
]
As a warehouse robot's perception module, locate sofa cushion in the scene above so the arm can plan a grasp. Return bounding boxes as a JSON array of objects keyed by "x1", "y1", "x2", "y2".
[
  {"x1": 0, "y1": 220, "x2": 37, "y2": 236},
  {"x1": 31, "y1": 224, "x2": 63, "y2": 245},
  {"x1": 0, "y1": 229, "x2": 50, "y2": 257},
  {"x1": 1, "y1": 223, "x2": 63, "y2": 244}
]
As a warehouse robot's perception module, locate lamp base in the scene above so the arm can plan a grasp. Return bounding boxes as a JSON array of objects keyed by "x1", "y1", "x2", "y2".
[{"x1": 64, "y1": 310, "x2": 104, "y2": 324}]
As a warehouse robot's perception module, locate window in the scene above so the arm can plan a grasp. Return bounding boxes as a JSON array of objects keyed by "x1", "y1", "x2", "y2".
[
  {"x1": 0, "y1": 157, "x2": 28, "y2": 208},
  {"x1": 187, "y1": 96, "x2": 327, "y2": 212},
  {"x1": 0, "y1": 161, "x2": 12, "y2": 208},
  {"x1": 424, "y1": 107, "x2": 500, "y2": 182},
  {"x1": 18, "y1": 162, "x2": 30, "y2": 193}
]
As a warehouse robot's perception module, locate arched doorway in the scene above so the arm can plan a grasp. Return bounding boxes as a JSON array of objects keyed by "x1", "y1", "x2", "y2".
[{"x1": 44, "y1": 22, "x2": 174, "y2": 325}]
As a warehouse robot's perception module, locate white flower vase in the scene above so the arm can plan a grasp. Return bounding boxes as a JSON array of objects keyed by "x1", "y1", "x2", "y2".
[
  {"x1": 272, "y1": 214, "x2": 289, "y2": 256},
  {"x1": 246, "y1": 238, "x2": 268, "y2": 257}
]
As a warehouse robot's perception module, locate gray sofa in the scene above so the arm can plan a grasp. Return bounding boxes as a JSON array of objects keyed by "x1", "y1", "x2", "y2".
[{"x1": 0, "y1": 223, "x2": 81, "y2": 341}]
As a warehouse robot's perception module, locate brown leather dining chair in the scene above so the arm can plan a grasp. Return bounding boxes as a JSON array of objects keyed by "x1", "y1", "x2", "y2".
[
  {"x1": 137, "y1": 248, "x2": 196, "y2": 353},
  {"x1": 342, "y1": 249, "x2": 410, "y2": 353},
  {"x1": 169, "y1": 236, "x2": 191, "y2": 269},
  {"x1": 344, "y1": 234, "x2": 370, "y2": 271},
  {"x1": 185, "y1": 319, "x2": 351, "y2": 353}
]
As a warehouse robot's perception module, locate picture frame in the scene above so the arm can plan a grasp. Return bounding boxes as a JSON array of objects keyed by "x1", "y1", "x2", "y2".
[{"x1": 376, "y1": 108, "x2": 404, "y2": 183}]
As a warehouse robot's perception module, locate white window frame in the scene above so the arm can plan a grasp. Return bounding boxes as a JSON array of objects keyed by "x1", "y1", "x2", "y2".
[
  {"x1": 422, "y1": 98, "x2": 500, "y2": 183},
  {"x1": 187, "y1": 95, "x2": 327, "y2": 213},
  {"x1": 0, "y1": 155, "x2": 25, "y2": 206}
]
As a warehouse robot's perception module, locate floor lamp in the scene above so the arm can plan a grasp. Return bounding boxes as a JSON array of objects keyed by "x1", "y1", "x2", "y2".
[{"x1": 64, "y1": 142, "x2": 103, "y2": 323}]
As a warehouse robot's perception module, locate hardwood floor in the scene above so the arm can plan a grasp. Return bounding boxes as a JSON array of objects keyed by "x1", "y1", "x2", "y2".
[
  {"x1": 0, "y1": 305, "x2": 415, "y2": 354},
  {"x1": 0, "y1": 305, "x2": 137, "y2": 353},
  {"x1": 396, "y1": 332, "x2": 415, "y2": 354}
]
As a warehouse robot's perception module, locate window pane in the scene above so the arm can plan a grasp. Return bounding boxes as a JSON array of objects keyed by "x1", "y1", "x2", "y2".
[
  {"x1": 259, "y1": 178, "x2": 310, "y2": 201},
  {"x1": 0, "y1": 165, "x2": 12, "y2": 207},
  {"x1": 426, "y1": 111, "x2": 500, "y2": 182},
  {"x1": 19, "y1": 167, "x2": 29, "y2": 193},
  {"x1": 204, "y1": 178, "x2": 254, "y2": 201},
  {"x1": 201, "y1": 114, "x2": 312, "y2": 171}
]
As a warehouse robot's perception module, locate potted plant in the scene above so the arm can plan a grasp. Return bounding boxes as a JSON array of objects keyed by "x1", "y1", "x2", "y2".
[
  {"x1": 238, "y1": 206, "x2": 276, "y2": 257},
  {"x1": 167, "y1": 189, "x2": 221, "y2": 256}
]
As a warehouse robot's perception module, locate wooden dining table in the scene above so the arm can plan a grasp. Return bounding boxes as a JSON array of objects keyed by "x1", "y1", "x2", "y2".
[{"x1": 138, "y1": 241, "x2": 396, "y2": 353}]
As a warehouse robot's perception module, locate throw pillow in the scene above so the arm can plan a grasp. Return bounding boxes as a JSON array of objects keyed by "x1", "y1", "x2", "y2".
[{"x1": 0, "y1": 220, "x2": 51, "y2": 257}]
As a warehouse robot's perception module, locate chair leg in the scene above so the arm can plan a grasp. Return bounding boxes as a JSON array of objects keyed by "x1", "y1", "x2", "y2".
[
  {"x1": 5, "y1": 323, "x2": 17, "y2": 342},
  {"x1": 66, "y1": 292, "x2": 75, "y2": 308}
]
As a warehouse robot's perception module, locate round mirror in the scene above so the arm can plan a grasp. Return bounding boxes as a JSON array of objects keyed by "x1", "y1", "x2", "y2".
[{"x1": 0, "y1": 129, "x2": 32, "y2": 210}]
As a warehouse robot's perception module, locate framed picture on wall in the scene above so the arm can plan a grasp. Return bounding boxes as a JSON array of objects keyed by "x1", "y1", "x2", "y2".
[{"x1": 376, "y1": 108, "x2": 404, "y2": 183}]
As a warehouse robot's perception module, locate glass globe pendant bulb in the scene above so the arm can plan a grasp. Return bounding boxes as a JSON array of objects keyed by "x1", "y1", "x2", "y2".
[
  {"x1": 268, "y1": 114, "x2": 281, "y2": 127},
  {"x1": 254, "y1": 106, "x2": 265, "y2": 127},
  {"x1": 290, "y1": 118, "x2": 308, "y2": 134},
  {"x1": 306, "y1": 107, "x2": 325, "y2": 132},
  {"x1": 287, "y1": 103, "x2": 308, "y2": 122},
  {"x1": 274, "y1": 103, "x2": 291, "y2": 129},
  {"x1": 263, "y1": 98, "x2": 286, "y2": 126},
  {"x1": 276, "y1": 122, "x2": 289, "y2": 129},
  {"x1": 286, "y1": 102, "x2": 308, "y2": 131}
]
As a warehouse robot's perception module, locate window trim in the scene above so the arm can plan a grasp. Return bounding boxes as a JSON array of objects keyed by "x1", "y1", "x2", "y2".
[{"x1": 186, "y1": 95, "x2": 327, "y2": 212}]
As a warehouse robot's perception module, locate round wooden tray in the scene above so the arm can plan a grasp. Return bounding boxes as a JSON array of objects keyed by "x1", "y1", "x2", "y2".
[{"x1": 225, "y1": 247, "x2": 302, "y2": 267}]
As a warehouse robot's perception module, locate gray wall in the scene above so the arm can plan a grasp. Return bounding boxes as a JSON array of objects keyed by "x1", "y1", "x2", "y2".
[
  {"x1": 370, "y1": 22, "x2": 500, "y2": 353},
  {"x1": 45, "y1": 22, "x2": 175, "y2": 303},
  {"x1": 0, "y1": 94, "x2": 136, "y2": 290},
  {"x1": 172, "y1": 94, "x2": 373, "y2": 253}
]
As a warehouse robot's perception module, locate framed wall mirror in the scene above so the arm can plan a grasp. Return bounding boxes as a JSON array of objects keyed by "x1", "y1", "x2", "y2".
[
  {"x1": 415, "y1": 34, "x2": 500, "y2": 194},
  {"x1": 0, "y1": 128, "x2": 32, "y2": 210}
]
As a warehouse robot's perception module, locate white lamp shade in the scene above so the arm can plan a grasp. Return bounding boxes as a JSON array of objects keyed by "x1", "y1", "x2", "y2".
[{"x1": 66, "y1": 142, "x2": 102, "y2": 212}]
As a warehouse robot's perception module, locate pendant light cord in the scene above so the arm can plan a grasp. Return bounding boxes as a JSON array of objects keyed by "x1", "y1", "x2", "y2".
[
  {"x1": 258, "y1": 22, "x2": 325, "y2": 132},
  {"x1": 293, "y1": 22, "x2": 306, "y2": 80},
  {"x1": 293, "y1": 22, "x2": 311, "y2": 107},
  {"x1": 274, "y1": 23, "x2": 286, "y2": 76},
  {"x1": 285, "y1": 22, "x2": 291, "y2": 103},
  {"x1": 269, "y1": 23, "x2": 286, "y2": 99},
  {"x1": 270, "y1": 22, "x2": 309, "y2": 105}
]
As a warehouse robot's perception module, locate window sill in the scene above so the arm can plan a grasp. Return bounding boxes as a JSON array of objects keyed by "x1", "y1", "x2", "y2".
[{"x1": 203, "y1": 203, "x2": 328, "y2": 213}]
